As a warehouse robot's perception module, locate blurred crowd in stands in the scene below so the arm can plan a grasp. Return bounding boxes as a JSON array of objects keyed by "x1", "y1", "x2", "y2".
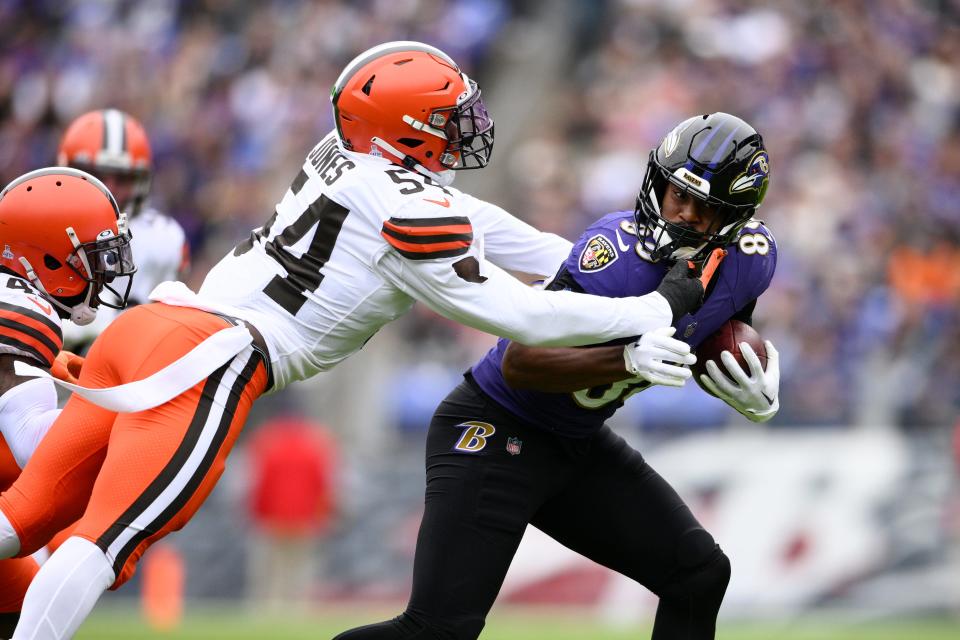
[{"x1": 0, "y1": 0, "x2": 957, "y2": 431}]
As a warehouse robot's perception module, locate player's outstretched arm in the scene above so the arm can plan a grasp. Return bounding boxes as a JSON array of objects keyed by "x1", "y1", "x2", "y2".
[
  {"x1": 699, "y1": 340, "x2": 780, "y2": 422},
  {"x1": 377, "y1": 251, "x2": 706, "y2": 347},
  {"x1": 382, "y1": 247, "x2": 721, "y2": 347},
  {"x1": 502, "y1": 327, "x2": 696, "y2": 392}
]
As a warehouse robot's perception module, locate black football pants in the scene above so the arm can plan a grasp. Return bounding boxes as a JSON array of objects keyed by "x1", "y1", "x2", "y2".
[{"x1": 334, "y1": 377, "x2": 730, "y2": 640}]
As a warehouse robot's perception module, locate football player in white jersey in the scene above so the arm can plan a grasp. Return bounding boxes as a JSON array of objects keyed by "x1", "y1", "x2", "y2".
[
  {"x1": 0, "y1": 168, "x2": 134, "y2": 637},
  {"x1": 0, "y1": 42, "x2": 721, "y2": 639},
  {"x1": 56, "y1": 109, "x2": 189, "y2": 350}
]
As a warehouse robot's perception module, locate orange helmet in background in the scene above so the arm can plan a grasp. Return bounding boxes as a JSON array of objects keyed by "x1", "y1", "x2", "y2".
[
  {"x1": 57, "y1": 109, "x2": 152, "y2": 216},
  {"x1": 331, "y1": 41, "x2": 494, "y2": 185},
  {"x1": 0, "y1": 168, "x2": 136, "y2": 325}
]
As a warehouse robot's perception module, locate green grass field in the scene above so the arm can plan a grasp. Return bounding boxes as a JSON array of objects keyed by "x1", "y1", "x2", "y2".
[{"x1": 75, "y1": 607, "x2": 959, "y2": 640}]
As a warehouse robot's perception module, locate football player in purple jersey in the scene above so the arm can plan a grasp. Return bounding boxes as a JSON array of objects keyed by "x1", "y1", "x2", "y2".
[{"x1": 335, "y1": 113, "x2": 780, "y2": 640}]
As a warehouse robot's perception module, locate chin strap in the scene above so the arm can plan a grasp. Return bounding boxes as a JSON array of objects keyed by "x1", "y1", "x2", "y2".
[
  {"x1": 370, "y1": 136, "x2": 455, "y2": 187},
  {"x1": 17, "y1": 255, "x2": 98, "y2": 326}
]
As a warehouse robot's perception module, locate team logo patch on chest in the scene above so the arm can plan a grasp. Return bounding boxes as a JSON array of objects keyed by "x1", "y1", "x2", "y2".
[{"x1": 579, "y1": 234, "x2": 618, "y2": 272}]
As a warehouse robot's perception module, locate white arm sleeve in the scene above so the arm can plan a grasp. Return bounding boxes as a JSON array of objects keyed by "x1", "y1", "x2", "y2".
[
  {"x1": 467, "y1": 200, "x2": 572, "y2": 277},
  {"x1": 375, "y1": 251, "x2": 673, "y2": 347},
  {"x1": 0, "y1": 377, "x2": 60, "y2": 468}
]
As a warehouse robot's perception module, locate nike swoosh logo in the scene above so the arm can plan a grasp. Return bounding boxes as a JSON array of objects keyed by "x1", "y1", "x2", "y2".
[
  {"x1": 614, "y1": 228, "x2": 631, "y2": 252},
  {"x1": 28, "y1": 297, "x2": 52, "y2": 315},
  {"x1": 423, "y1": 197, "x2": 451, "y2": 208},
  {"x1": 762, "y1": 392, "x2": 776, "y2": 406}
]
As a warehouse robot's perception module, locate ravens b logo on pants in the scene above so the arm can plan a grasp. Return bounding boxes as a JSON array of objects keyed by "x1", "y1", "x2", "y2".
[{"x1": 452, "y1": 421, "x2": 495, "y2": 454}]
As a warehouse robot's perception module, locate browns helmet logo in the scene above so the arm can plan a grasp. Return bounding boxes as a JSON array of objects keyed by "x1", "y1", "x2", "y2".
[{"x1": 578, "y1": 234, "x2": 618, "y2": 272}]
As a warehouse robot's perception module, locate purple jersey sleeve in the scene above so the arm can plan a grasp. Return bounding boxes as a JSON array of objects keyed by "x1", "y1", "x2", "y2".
[{"x1": 563, "y1": 211, "x2": 668, "y2": 298}]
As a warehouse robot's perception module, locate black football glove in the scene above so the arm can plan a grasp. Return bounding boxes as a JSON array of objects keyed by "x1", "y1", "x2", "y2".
[{"x1": 655, "y1": 248, "x2": 726, "y2": 322}]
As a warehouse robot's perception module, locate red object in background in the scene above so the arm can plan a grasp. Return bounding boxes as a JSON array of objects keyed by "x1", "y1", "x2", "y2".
[
  {"x1": 954, "y1": 419, "x2": 960, "y2": 471},
  {"x1": 505, "y1": 565, "x2": 609, "y2": 605},
  {"x1": 248, "y1": 416, "x2": 338, "y2": 537}
]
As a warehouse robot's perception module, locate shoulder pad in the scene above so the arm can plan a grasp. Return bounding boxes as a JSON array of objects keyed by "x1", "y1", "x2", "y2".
[
  {"x1": 0, "y1": 275, "x2": 63, "y2": 367},
  {"x1": 381, "y1": 212, "x2": 473, "y2": 260},
  {"x1": 733, "y1": 219, "x2": 776, "y2": 257}
]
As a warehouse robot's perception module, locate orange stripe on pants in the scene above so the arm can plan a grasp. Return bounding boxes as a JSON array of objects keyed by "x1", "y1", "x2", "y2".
[{"x1": 0, "y1": 303, "x2": 268, "y2": 589}]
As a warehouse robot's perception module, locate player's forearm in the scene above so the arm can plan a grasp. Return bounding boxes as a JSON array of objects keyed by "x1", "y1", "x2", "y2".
[
  {"x1": 501, "y1": 343, "x2": 629, "y2": 392},
  {"x1": 401, "y1": 260, "x2": 673, "y2": 346}
]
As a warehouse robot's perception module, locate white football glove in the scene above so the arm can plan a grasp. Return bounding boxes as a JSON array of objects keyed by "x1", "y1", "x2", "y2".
[
  {"x1": 699, "y1": 340, "x2": 780, "y2": 422},
  {"x1": 623, "y1": 327, "x2": 697, "y2": 388}
]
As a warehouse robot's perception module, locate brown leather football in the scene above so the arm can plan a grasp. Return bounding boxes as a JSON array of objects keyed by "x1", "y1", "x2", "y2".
[{"x1": 692, "y1": 320, "x2": 766, "y2": 394}]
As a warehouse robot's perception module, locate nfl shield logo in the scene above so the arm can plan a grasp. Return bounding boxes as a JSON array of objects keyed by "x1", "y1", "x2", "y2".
[{"x1": 506, "y1": 437, "x2": 522, "y2": 456}]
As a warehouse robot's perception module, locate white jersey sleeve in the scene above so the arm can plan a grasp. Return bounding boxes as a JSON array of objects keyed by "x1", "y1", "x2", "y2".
[
  {"x1": 0, "y1": 274, "x2": 62, "y2": 468},
  {"x1": 375, "y1": 244, "x2": 672, "y2": 347},
  {"x1": 460, "y1": 196, "x2": 572, "y2": 278},
  {"x1": 0, "y1": 378, "x2": 59, "y2": 468},
  {"x1": 374, "y1": 184, "x2": 672, "y2": 347}
]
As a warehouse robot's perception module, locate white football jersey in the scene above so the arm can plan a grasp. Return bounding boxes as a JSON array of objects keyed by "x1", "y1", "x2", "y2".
[
  {"x1": 0, "y1": 273, "x2": 63, "y2": 368},
  {"x1": 154, "y1": 131, "x2": 672, "y2": 391},
  {"x1": 0, "y1": 273, "x2": 63, "y2": 473},
  {"x1": 128, "y1": 207, "x2": 188, "y2": 305},
  {"x1": 62, "y1": 206, "x2": 187, "y2": 349}
]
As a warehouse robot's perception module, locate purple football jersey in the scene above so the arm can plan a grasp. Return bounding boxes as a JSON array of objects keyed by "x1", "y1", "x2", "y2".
[{"x1": 470, "y1": 210, "x2": 777, "y2": 437}]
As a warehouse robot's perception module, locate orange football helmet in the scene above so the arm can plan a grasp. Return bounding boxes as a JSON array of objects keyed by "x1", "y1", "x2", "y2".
[
  {"x1": 0, "y1": 167, "x2": 136, "y2": 325},
  {"x1": 331, "y1": 41, "x2": 494, "y2": 184},
  {"x1": 57, "y1": 109, "x2": 152, "y2": 216}
]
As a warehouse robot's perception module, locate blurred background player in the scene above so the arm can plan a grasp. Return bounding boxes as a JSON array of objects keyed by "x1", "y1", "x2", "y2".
[
  {"x1": 56, "y1": 109, "x2": 189, "y2": 352},
  {"x1": 0, "y1": 167, "x2": 135, "y2": 638},
  {"x1": 245, "y1": 414, "x2": 338, "y2": 612},
  {"x1": 335, "y1": 113, "x2": 777, "y2": 640},
  {"x1": 0, "y1": 41, "x2": 715, "y2": 640}
]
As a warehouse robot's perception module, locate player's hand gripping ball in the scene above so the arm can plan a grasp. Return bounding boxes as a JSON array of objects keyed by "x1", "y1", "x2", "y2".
[
  {"x1": 693, "y1": 319, "x2": 780, "y2": 422},
  {"x1": 691, "y1": 320, "x2": 766, "y2": 395}
]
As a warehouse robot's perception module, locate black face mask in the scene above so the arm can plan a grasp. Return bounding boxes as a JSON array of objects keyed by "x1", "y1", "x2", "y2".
[{"x1": 436, "y1": 80, "x2": 495, "y2": 171}]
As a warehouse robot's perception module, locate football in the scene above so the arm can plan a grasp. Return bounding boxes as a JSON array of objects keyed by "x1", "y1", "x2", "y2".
[{"x1": 692, "y1": 319, "x2": 767, "y2": 395}]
